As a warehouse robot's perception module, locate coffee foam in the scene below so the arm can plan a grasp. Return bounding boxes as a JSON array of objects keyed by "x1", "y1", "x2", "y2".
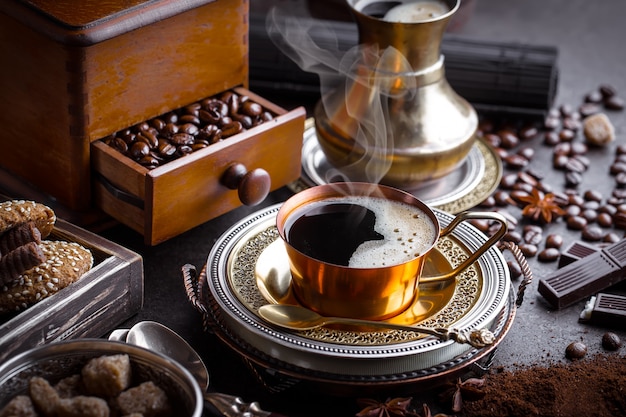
[
  {"x1": 326, "y1": 196, "x2": 437, "y2": 268},
  {"x1": 383, "y1": 1, "x2": 450, "y2": 23}
]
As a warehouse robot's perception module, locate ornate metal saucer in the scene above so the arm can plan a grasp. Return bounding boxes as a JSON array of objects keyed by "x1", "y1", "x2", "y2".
[
  {"x1": 292, "y1": 119, "x2": 502, "y2": 214},
  {"x1": 203, "y1": 204, "x2": 512, "y2": 380}
]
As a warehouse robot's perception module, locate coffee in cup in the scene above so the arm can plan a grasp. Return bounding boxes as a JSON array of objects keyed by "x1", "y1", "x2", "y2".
[{"x1": 276, "y1": 182, "x2": 507, "y2": 320}]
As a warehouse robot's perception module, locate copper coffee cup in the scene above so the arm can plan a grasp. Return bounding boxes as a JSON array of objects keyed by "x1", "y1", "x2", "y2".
[{"x1": 276, "y1": 183, "x2": 507, "y2": 320}]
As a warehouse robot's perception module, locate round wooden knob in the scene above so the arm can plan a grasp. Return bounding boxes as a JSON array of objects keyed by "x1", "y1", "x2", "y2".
[{"x1": 221, "y1": 163, "x2": 271, "y2": 206}]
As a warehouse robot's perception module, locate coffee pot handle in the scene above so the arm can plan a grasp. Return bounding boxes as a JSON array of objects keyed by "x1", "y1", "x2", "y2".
[{"x1": 420, "y1": 211, "x2": 508, "y2": 283}]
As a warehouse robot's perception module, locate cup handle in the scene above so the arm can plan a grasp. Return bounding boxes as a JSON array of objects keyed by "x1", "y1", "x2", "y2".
[{"x1": 420, "y1": 211, "x2": 508, "y2": 283}]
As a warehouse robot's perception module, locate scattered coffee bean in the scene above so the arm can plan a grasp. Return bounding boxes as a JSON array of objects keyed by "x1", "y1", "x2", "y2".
[
  {"x1": 582, "y1": 209, "x2": 598, "y2": 222},
  {"x1": 499, "y1": 131, "x2": 520, "y2": 148},
  {"x1": 544, "y1": 116, "x2": 560, "y2": 130},
  {"x1": 504, "y1": 154, "x2": 529, "y2": 169},
  {"x1": 567, "y1": 216, "x2": 588, "y2": 230},
  {"x1": 585, "y1": 90, "x2": 604, "y2": 103},
  {"x1": 468, "y1": 219, "x2": 490, "y2": 233},
  {"x1": 519, "y1": 126, "x2": 539, "y2": 140},
  {"x1": 500, "y1": 173, "x2": 518, "y2": 189},
  {"x1": 579, "y1": 102, "x2": 601, "y2": 117},
  {"x1": 545, "y1": 234, "x2": 564, "y2": 248},
  {"x1": 479, "y1": 195, "x2": 496, "y2": 208},
  {"x1": 605, "y1": 95, "x2": 625, "y2": 110},
  {"x1": 553, "y1": 154, "x2": 569, "y2": 170},
  {"x1": 494, "y1": 191, "x2": 512, "y2": 206},
  {"x1": 603, "y1": 232, "x2": 621, "y2": 243},
  {"x1": 599, "y1": 84, "x2": 616, "y2": 98},
  {"x1": 518, "y1": 243, "x2": 538, "y2": 257},
  {"x1": 543, "y1": 131, "x2": 560, "y2": 145},
  {"x1": 565, "y1": 341, "x2": 587, "y2": 360},
  {"x1": 616, "y1": 172, "x2": 626, "y2": 187},
  {"x1": 597, "y1": 212, "x2": 613, "y2": 227},
  {"x1": 517, "y1": 147, "x2": 535, "y2": 160},
  {"x1": 503, "y1": 230, "x2": 523, "y2": 244},
  {"x1": 581, "y1": 225, "x2": 604, "y2": 241},
  {"x1": 568, "y1": 194, "x2": 585, "y2": 206},
  {"x1": 565, "y1": 171, "x2": 583, "y2": 187},
  {"x1": 523, "y1": 225, "x2": 543, "y2": 245},
  {"x1": 601, "y1": 332, "x2": 622, "y2": 351},
  {"x1": 610, "y1": 162, "x2": 626, "y2": 175},
  {"x1": 558, "y1": 129, "x2": 576, "y2": 142},
  {"x1": 565, "y1": 157, "x2": 587, "y2": 173},
  {"x1": 518, "y1": 171, "x2": 539, "y2": 186},
  {"x1": 565, "y1": 204, "x2": 582, "y2": 218},
  {"x1": 583, "y1": 190, "x2": 603, "y2": 202},
  {"x1": 512, "y1": 182, "x2": 534, "y2": 194},
  {"x1": 613, "y1": 212, "x2": 626, "y2": 229},
  {"x1": 562, "y1": 117, "x2": 581, "y2": 131},
  {"x1": 538, "y1": 247, "x2": 560, "y2": 262},
  {"x1": 507, "y1": 260, "x2": 522, "y2": 279}
]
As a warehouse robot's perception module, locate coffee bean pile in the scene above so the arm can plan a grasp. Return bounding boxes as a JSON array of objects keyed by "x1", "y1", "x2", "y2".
[
  {"x1": 102, "y1": 90, "x2": 275, "y2": 169},
  {"x1": 470, "y1": 84, "x2": 625, "y2": 270}
]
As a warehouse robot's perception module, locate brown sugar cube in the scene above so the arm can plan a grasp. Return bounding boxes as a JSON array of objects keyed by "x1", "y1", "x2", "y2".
[
  {"x1": 82, "y1": 354, "x2": 132, "y2": 398},
  {"x1": 57, "y1": 396, "x2": 110, "y2": 417},
  {"x1": 0, "y1": 221, "x2": 42, "y2": 256},
  {"x1": 54, "y1": 374, "x2": 83, "y2": 399},
  {"x1": 115, "y1": 381, "x2": 172, "y2": 417},
  {"x1": 583, "y1": 113, "x2": 615, "y2": 145},
  {"x1": 29, "y1": 376, "x2": 61, "y2": 416},
  {"x1": 0, "y1": 395, "x2": 38, "y2": 417}
]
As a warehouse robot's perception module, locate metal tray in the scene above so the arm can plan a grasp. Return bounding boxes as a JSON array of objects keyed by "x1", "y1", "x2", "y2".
[{"x1": 204, "y1": 204, "x2": 511, "y2": 378}]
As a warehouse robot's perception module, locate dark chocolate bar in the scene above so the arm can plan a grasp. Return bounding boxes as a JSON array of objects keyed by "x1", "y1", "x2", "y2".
[
  {"x1": 538, "y1": 239, "x2": 626, "y2": 309},
  {"x1": 558, "y1": 240, "x2": 601, "y2": 268},
  {"x1": 579, "y1": 293, "x2": 626, "y2": 327}
]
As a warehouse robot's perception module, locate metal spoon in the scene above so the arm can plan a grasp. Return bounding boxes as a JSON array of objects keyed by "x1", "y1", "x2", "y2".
[
  {"x1": 258, "y1": 304, "x2": 495, "y2": 348},
  {"x1": 115, "y1": 321, "x2": 285, "y2": 417}
]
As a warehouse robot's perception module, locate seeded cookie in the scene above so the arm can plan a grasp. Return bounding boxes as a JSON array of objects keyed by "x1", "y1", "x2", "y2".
[
  {"x1": 0, "y1": 200, "x2": 56, "y2": 239},
  {"x1": 0, "y1": 241, "x2": 93, "y2": 314}
]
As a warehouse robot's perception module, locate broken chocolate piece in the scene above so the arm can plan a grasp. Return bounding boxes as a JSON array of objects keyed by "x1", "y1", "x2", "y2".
[
  {"x1": 0, "y1": 222, "x2": 42, "y2": 257},
  {"x1": 558, "y1": 240, "x2": 600, "y2": 268},
  {"x1": 0, "y1": 242, "x2": 46, "y2": 286},
  {"x1": 538, "y1": 239, "x2": 626, "y2": 309},
  {"x1": 579, "y1": 293, "x2": 626, "y2": 328}
]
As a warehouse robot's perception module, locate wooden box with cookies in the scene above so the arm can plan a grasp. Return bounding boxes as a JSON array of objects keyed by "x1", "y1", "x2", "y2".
[{"x1": 0, "y1": 200, "x2": 144, "y2": 362}]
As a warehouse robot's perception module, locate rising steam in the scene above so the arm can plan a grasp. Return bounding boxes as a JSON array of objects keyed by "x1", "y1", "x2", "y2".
[{"x1": 265, "y1": 5, "x2": 417, "y2": 185}]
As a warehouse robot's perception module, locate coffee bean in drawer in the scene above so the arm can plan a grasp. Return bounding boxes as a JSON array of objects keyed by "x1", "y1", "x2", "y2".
[{"x1": 101, "y1": 90, "x2": 274, "y2": 169}]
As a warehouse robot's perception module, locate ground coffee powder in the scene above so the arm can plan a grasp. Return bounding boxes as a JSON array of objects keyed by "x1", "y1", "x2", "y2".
[{"x1": 461, "y1": 354, "x2": 625, "y2": 417}]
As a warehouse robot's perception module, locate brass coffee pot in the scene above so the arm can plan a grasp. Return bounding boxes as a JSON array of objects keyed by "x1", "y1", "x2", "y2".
[{"x1": 314, "y1": 0, "x2": 477, "y2": 187}]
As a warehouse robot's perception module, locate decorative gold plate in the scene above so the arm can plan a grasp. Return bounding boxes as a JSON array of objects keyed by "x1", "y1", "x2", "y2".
[
  {"x1": 292, "y1": 119, "x2": 502, "y2": 214},
  {"x1": 205, "y1": 204, "x2": 511, "y2": 376}
]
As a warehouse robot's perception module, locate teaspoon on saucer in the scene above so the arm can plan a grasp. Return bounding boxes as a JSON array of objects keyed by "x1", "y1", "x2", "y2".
[{"x1": 258, "y1": 304, "x2": 496, "y2": 348}]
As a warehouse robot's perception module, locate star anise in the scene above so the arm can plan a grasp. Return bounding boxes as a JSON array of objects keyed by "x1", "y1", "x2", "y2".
[
  {"x1": 356, "y1": 397, "x2": 418, "y2": 417},
  {"x1": 439, "y1": 377, "x2": 486, "y2": 413},
  {"x1": 516, "y1": 188, "x2": 566, "y2": 223}
]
